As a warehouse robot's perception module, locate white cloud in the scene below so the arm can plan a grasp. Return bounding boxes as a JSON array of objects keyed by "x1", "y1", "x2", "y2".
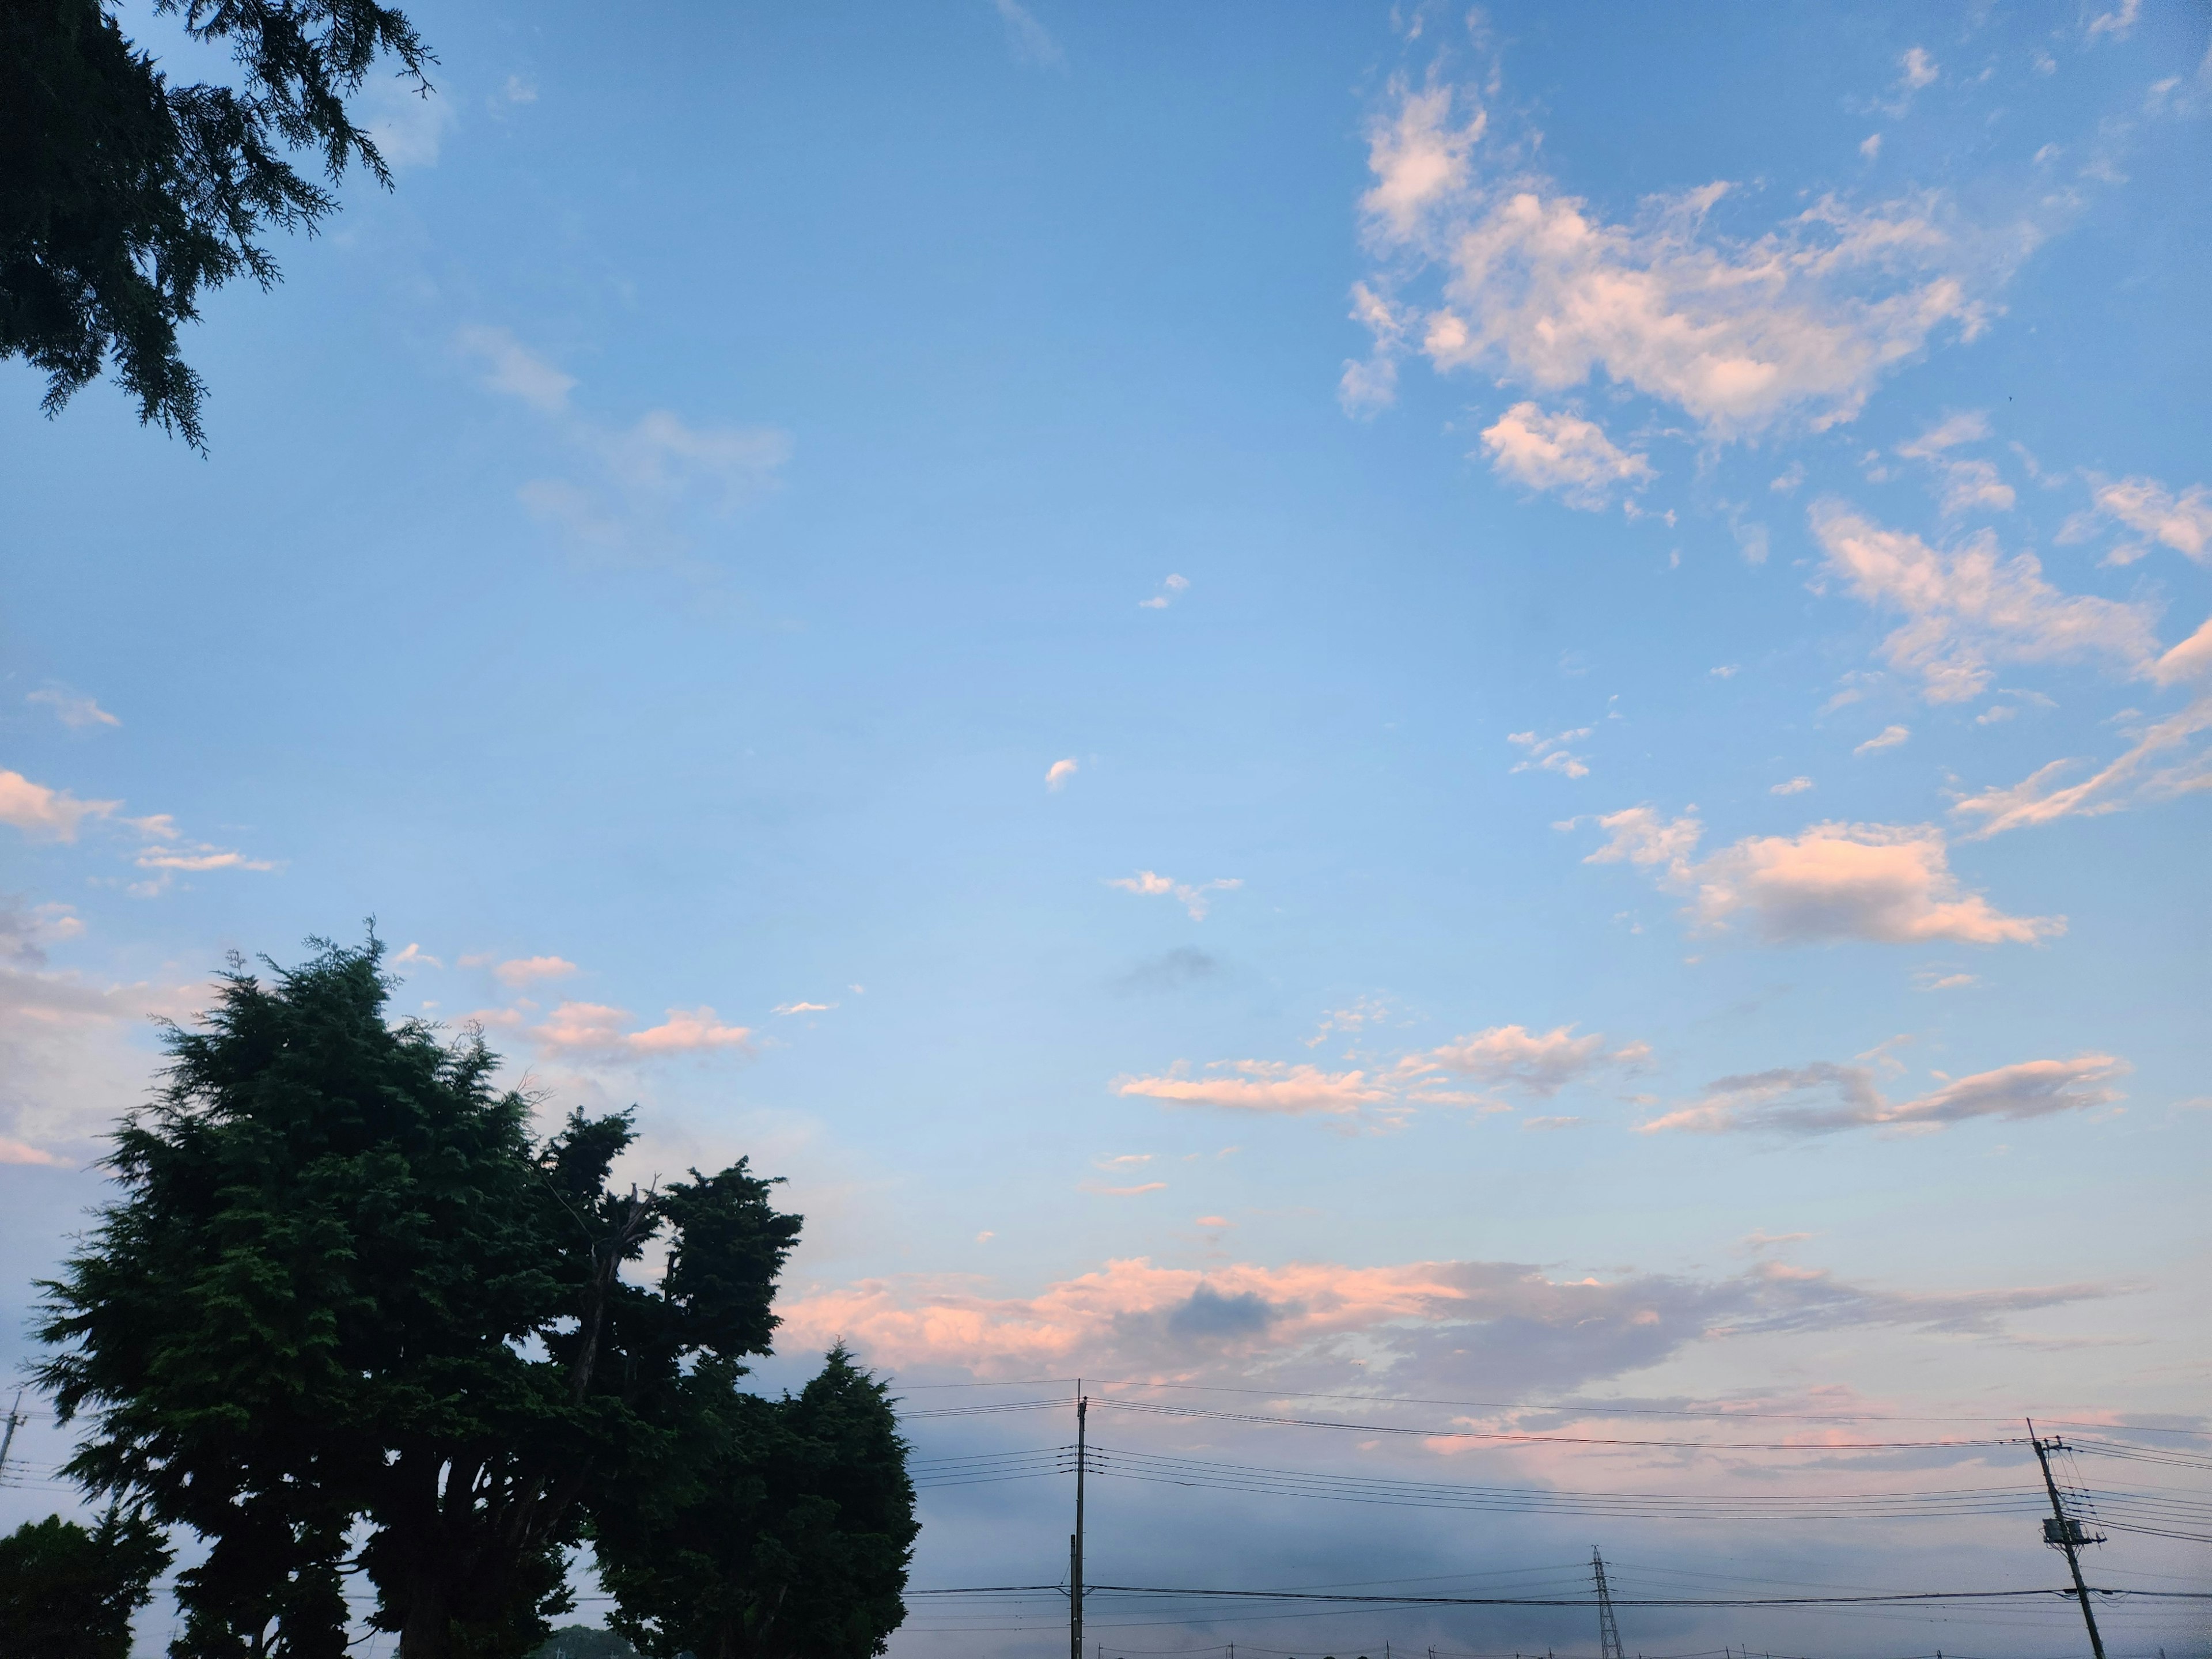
[
  {"x1": 1046, "y1": 757, "x2": 1078, "y2": 790},
  {"x1": 1507, "y1": 725, "x2": 1593, "y2": 777},
  {"x1": 1810, "y1": 502, "x2": 2161, "y2": 702},
  {"x1": 0, "y1": 770, "x2": 119, "y2": 842},
  {"x1": 457, "y1": 325, "x2": 574, "y2": 414},
  {"x1": 1895, "y1": 411, "x2": 2016, "y2": 516},
  {"x1": 1106, "y1": 870, "x2": 1242, "y2": 921},
  {"x1": 2086, "y1": 0, "x2": 2141, "y2": 40},
  {"x1": 1348, "y1": 74, "x2": 1997, "y2": 442},
  {"x1": 1771, "y1": 776, "x2": 1815, "y2": 795},
  {"x1": 2080, "y1": 475, "x2": 2212, "y2": 565},
  {"x1": 1078, "y1": 1180, "x2": 1166, "y2": 1197},
  {"x1": 1358, "y1": 81, "x2": 1485, "y2": 244},
  {"x1": 1581, "y1": 807, "x2": 2059, "y2": 946},
  {"x1": 1898, "y1": 46, "x2": 1939, "y2": 90},
  {"x1": 27, "y1": 687, "x2": 120, "y2": 730},
  {"x1": 461, "y1": 328, "x2": 789, "y2": 561},
  {"x1": 389, "y1": 943, "x2": 441, "y2": 970},
  {"x1": 1950, "y1": 694, "x2": 2212, "y2": 836},
  {"x1": 1642, "y1": 1053, "x2": 2127, "y2": 1136},
  {"x1": 990, "y1": 0, "x2": 1064, "y2": 69},
  {"x1": 774, "y1": 1000, "x2": 834, "y2": 1015},
  {"x1": 1139, "y1": 573, "x2": 1190, "y2": 609},
  {"x1": 1853, "y1": 724, "x2": 1911, "y2": 755},
  {"x1": 1479, "y1": 404, "x2": 1654, "y2": 510},
  {"x1": 494, "y1": 955, "x2": 579, "y2": 987},
  {"x1": 365, "y1": 77, "x2": 454, "y2": 171},
  {"x1": 1859, "y1": 133, "x2": 1883, "y2": 160}
]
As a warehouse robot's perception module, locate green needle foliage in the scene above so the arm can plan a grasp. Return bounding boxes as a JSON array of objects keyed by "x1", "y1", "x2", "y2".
[
  {"x1": 32, "y1": 935, "x2": 911, "y2": 1659},
  {"x1": 0, "y1": 0, "x2": 431, "y2": 449},
  {"x1": 0, "y1": 1509, "x2": 172, "y2": 1659}
]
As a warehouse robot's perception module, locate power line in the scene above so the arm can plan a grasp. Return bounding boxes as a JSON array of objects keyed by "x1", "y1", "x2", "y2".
[{"x1": 906, "y1": 1582, "x2": 2212, "y2": 1608}]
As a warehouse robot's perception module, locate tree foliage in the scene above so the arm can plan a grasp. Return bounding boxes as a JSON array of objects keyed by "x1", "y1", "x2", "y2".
[
  {"x1": 31, "y1": 935, "x2": 908, "y2": 1659},
  {"x1": 594, "y1": 1347, "x2": 918, "y2": 1659},
  {"x1": 0, "y1": 1509, "x2": 172, "y2": 1659},
  {"x1": 0, "y1": 0, "x2": 431, "y2": 449}
]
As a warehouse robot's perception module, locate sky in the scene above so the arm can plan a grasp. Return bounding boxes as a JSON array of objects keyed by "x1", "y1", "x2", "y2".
[{"x1": 3, "y1": 2, "x2": 2210, "y2": 1655}]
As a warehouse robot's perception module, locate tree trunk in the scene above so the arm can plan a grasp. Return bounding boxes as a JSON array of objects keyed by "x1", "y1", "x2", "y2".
[{"x1": 397, "y1": 1570, "x2": 449, "y2": 1659}]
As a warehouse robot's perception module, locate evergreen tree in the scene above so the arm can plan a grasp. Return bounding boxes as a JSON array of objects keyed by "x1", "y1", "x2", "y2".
[
  {"x1": 1, "y1": 0, "x2": 431, "y2": 448},
  {"x1": 594, "y1": 1346, "x2": 918, "y2": 1659},
  {"x1": 37, "y1": 935, "x2": 812, "y2": 1659},
  {"x1": 0, "y1": 1509, "x2": 172, "y2": 1659}
]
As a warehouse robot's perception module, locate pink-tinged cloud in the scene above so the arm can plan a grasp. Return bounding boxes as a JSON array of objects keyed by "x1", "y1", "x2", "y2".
[
  {"x1": 1581, "y1": 809, "x2": 2056, "y2": 945},
  {"x1": 1115, "y1": 1061, "x2": 1395, "y2": 1118},
  {"x1": 1951, "y1": 694, "x2": 2212, "y2": 838},
  {"x1": 1046, "y1": 758, "x2": 1078, "y2": 790},
  {"x1": 1078, "y1": 1180, "x2": 1168, "y2": 1197},
  {"x1": 495, "y1": 955, "x2": 580, "y2": 987},
  {"x1": 0, "y1": 770, "x2": 120, "y2": 842},
  {"x1": 0, "y1": 1135, "x2": 71, "y2": 1168},
  {"x1": 773, "y1": 1252, "x2": 2112, "y2": 1388},
  {"x1": 2157, "y1": 617, "x2": 2212, "y2": 685},
  {"x1": 2085, "y1": 475, "x2": 2212, "y2": 565},
  {"x1": 532, "y1": 1001, "x2": 754, "y2": 1057},
  {"x1": 1479, "y1": 403, "x2": 1654, "y2": 511},
  {"x1": 1691, "y1": 820, "x2": 2058, "y2": 944},
  {"x1": 1641, "y1": 1053, "x2": 2128, "y2": 1137},
  {"x1": 1810, "y1": 502, "x2": 2160, "y2": 703}
]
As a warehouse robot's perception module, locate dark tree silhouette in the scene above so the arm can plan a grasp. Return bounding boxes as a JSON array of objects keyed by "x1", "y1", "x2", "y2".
[{"x1": 1, "y1": 0, "x2": 431, "y2": 448}]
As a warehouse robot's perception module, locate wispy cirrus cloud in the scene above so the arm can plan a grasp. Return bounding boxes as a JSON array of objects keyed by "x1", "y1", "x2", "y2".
[
  {"x1": 1106, "y1": 870, "x2": 1243, "y2": 921},
  {"x1": 1507, "y1": 726, "x2": 1592, "y2": 778},
  {"x1": 26, "y1": 686, "x2": 120, "y2": 730},
  {"x1": 1114, "y1": 1021, "x2": 1646, "y2": 1126},
  {"x1": 1810, "y1": 502, "x2": 2162, "y2": 703},
  {"x1": 2064, "y1": 473, "x2": 2212, "y2": 567},
  {"x1": 0, "y1": 771, "x2": 272, "y2": 892},
  {"x1": 1641, "y1": 1054, "x2": 2128, "y2": 1137},
  {"x1": 1577, "y1": 806, "x2": 2059, "y2": 945},
  {"x1": 1950, "y1": 694, "x2": 2212, "y2": 837},
  {"x1": 459, "y1": 326, "x2": 789, "y2": 566},
  {"x1": 1894, "y1": 411, "x2": 2015, "y2": 517}
]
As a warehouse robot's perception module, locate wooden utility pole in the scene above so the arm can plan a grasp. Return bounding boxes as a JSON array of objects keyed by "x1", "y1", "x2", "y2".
[{"x1": 2028, "y1": 1419, "x2": 2108, "y2": 1659}]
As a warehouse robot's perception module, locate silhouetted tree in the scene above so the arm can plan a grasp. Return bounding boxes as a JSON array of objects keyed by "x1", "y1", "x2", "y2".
[
  {"x1": 1, "y1": 0, "x2": 431, "y2": 448},
  {"x1": 594, "y1": 1346, "x2": 917, "y2": 1659},
  {"x1": 37, "y1": 935, "x2": 813, "y2": 1659},
  {"x1": 0, "y1": 1508, "x2": 171, "y2": 1659}
]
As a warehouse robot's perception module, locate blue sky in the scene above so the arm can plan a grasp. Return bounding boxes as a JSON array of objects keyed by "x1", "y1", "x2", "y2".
[{"x1": 3, "y1": 3, "x2": 2209, "y2": 1654}]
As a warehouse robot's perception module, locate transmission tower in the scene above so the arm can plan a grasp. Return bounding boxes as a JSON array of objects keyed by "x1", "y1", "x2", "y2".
[{"x1": 1591, "y1": 1546, "x2": 1625, "y2": 1659}]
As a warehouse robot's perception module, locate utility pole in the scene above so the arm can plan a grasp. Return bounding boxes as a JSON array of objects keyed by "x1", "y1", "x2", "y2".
[
  {"x1": 2028, "y1": 1419, "x2": 2108, "y2": 1659},
  {"x1": 1070, "y1": 1387, "x2": 1089, "y2": 1659},
  {"x1": 0, "y1": 1390, "x2": 25, "y2": 1478},
  {"x1": 1591, "y1": 1546, "x2": 1625, "y2": 1659}
]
